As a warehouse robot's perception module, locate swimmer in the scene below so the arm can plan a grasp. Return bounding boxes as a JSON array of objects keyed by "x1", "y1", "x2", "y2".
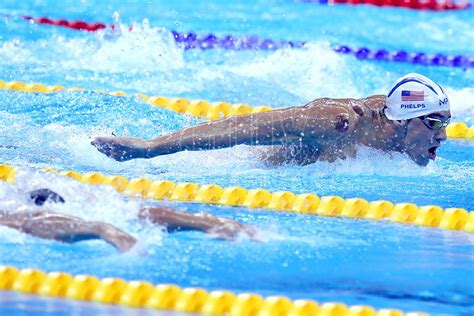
[
  {"x1": 0, "y1": 188, "x2": 259, "y2": 252},
  {"x1": 92, "y1": 73, "x2": 451, "y2": 166}
]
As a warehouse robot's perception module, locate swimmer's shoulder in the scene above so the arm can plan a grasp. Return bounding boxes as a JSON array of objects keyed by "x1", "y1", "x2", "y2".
[
  {"x1": 335, "y1": 95, "x2": 385, "y2": 132},
  {"x1": 347, "y1": 95, "x2": 386, "y2": 120},
  {"x1": 299, "y1": 97, "x2": 332, "y2": 108},
  {"x1": 296, "y1": 95, "x2": 385, "y2": 129},
  {"x1": 362, "y1": 95, "x2": 387, "y2": 111}
]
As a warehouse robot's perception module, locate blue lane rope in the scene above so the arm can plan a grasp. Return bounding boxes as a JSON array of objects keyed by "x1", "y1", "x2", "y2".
[{"x1": 172, "y1": 31, "x2": 473, "y2": 68}]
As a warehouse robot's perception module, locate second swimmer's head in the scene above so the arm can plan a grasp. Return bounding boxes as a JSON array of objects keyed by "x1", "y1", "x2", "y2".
[{"x1": 29, "y1": 188, "x2": 65, "y2": 206}]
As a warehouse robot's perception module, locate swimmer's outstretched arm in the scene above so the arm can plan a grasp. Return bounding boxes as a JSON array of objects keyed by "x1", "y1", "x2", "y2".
[
  {"x1": 92, "y1": 99, "x2": 357, "y2": 161},
  {"x1": 0, "y1": 211, "x2": 137, "y2": 252},
  {"x1": 138, "y1": 206, "x2": 260, "y2": 242}
]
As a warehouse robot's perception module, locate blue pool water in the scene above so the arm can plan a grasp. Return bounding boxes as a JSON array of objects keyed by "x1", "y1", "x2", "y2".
[{"x1": 1, "y1": 0, "x2": 473, "y2": 315}]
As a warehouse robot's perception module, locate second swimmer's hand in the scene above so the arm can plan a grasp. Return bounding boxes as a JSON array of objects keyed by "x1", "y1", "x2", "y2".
[
  {"x1": 99, "y1": 223, "x2": 138, "y2": 252},
  {"x1": 91, "y1": 136, "x2": 149, "y2": 161},
  {"x1": 201, "y1": 215, "x2": 261, "y2": 242}
]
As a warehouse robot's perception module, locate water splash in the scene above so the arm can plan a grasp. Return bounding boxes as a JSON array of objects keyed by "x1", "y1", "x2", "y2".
[
  {"x1": 13, "y1": 168, "x2": 140, "y2": 222},
  {"x1": 63, "y1": 20, "x2": 184, "y2": 73},
  {"x1": 1, "y1": 18, "x2": 185, "y2": 74},
  {"x1": 228, "y1": 42, "x2": 360, "y2": 100},
  {"x1": 446, "y1": 87, "x2": 474, "y2": 124}
]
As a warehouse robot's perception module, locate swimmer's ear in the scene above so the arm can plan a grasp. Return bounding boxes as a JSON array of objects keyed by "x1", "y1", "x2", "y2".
[
  {"x1": 392, "y1": 119, "x2": 408, "y2": 127},
  {"x1": 401, "y1": 119, "x2": 411, "y2": 126}
]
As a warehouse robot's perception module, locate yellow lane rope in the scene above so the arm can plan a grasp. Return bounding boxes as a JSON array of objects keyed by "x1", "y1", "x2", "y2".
[
  {"x1": 0, "y1": 266, "x2": 429, "y2": 316},
  {"x1": 1, "y1": 80, "x2": 472, "y2": 140},
  {"x1": 1, "y1": 164, "x2": 472, "y2": 233}
]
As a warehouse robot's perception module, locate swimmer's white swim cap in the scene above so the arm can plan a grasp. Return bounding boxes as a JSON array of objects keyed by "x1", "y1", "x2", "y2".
[{"x1": 385, "y1": 73, "x2": 450, "y2": 120}]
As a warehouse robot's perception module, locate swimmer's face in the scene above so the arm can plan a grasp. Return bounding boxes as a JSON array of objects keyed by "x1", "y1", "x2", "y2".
[{"x1": 402, "y1": 111, "x2": 451, "y2": 166}]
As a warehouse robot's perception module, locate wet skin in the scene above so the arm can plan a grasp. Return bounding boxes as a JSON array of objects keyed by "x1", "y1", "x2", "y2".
[
  {"x1": 91, "y1": 96, "x2": 450, "y2": 166},
  {"x1": 0, "y1": 206, "x2": 260, "y2": 252},
  {"x1": 0, "y1": 211, "x2": 136, "y2": 252}
]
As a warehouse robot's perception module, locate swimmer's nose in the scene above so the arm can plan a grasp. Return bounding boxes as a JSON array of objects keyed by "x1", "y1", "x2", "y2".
[{"x1": 436, "y1": 127, "x2": 447, "y2": 142}]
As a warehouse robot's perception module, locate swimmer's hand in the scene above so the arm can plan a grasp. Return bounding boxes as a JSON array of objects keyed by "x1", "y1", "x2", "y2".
[
  {"x1": 198, "y1": 213, "x2": 261, "y2": 242},
  {"x1": 138, "y1": 206, "x2": 262, "y2": 242},
  {"x1": 98, "y1": 222, "x2": 138, "y2": 252},
  {"x1": 91, "y1": 136, "x2": 149, "y2": 161}
]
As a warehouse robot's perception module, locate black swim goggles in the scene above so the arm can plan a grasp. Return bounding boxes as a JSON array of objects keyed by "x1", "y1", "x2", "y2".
[{"x1": 419, "y1": 115, "x2": 451, "y2": 130}]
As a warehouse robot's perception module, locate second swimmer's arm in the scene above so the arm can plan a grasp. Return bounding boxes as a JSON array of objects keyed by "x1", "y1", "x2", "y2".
[{"x1": 0, "y1": 211, "x2": 137, "y2": 252}]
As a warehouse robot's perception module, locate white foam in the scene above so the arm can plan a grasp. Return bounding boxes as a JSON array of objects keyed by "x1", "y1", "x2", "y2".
[
  {"x1": 445, "y1": 87, "x2": 474, "y2": 124},
  {"x1": 126, "y1": 144, "x2": 447, "y2": 179},
  {"x1": 228, "y1": 42, "x2": 360, "y2": 100},
  {"x1": 0, "y1": 38, "x2": 38, "y2": 65},
  {"x1": 42, "y1": 123, "x2": 118, "y2": 168},
  {"x1": 12, "y1": 168, "x2": 142, "y2": 224},
  {"x1": 0, "y1": 181, "x2": 30, "y2": 213},
  {"x1": 145, "y1": 145, "x2": 264, "y2": 175},
  {"x1": 415, "y1": 17, "x2": 474, "y2": 50},
  {"x1": 1, "y1": 17, "x2": 184, "y2": 74},
  {"x1": 58, "y1": 20, "x2": 184, "y2": 73},
  {"x1": 295, "y1": 146, "x2": 442, "y2": 177},
  {"x1": 0, "y1": 225, "x2": 29, "y2": 244}
]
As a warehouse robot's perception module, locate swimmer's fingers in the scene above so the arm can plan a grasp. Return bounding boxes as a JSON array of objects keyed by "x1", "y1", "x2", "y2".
[
  {"x1": 239, "y1": 223, "x2": 264, "y2": 242},
  {"x1": 205, "y1": 222, "x2": 241, "y2": 242},
  {"x1": 91, "y1": 137, "x2": 127, "y2": 161},
  {"x1": 207, "y1": 220, "x2": 262, "y2": 242},
  {"x1": 91, "y1": 137, "x2": 148, "y2": 161},
  {"x1": 91, "y1": 136, "x2": 115, "y2": 148},
  {"x1": 246, "y1": 227, "x2": 262, "y2": 241},
  {"x1": 91, "y1": 137, "x2": 113, "y2": 155}
]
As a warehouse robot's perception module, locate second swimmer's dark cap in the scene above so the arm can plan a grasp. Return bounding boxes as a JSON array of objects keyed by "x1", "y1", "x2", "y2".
[{"x1": 29, "y1": 188, "x2": 65, "y2": 206}]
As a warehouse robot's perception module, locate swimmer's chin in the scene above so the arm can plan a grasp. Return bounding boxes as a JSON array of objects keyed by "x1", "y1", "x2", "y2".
[
  {"x1": 404, "y1": 151, "x2": 430, "y2": 167},
  {"x1": 414, "y1": 155, "x2": 430, "y2": 167}
]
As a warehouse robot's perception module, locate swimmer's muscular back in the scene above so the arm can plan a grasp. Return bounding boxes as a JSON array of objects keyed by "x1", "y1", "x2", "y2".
[
  {"x1": 260, "y1": 95, "x2": 386, "y2": 165},
  {"x1": 296, "y1": 95, "x2": 386, "y2": 139}
]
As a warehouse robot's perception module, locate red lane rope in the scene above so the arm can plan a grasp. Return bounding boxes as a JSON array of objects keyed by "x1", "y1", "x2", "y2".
[
  {"x1": 315, "y1": 0, "x2": 471, "y2": 10},
  {"x1": 23, "y1": 16, "x2": 110, "y2": 32}
]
